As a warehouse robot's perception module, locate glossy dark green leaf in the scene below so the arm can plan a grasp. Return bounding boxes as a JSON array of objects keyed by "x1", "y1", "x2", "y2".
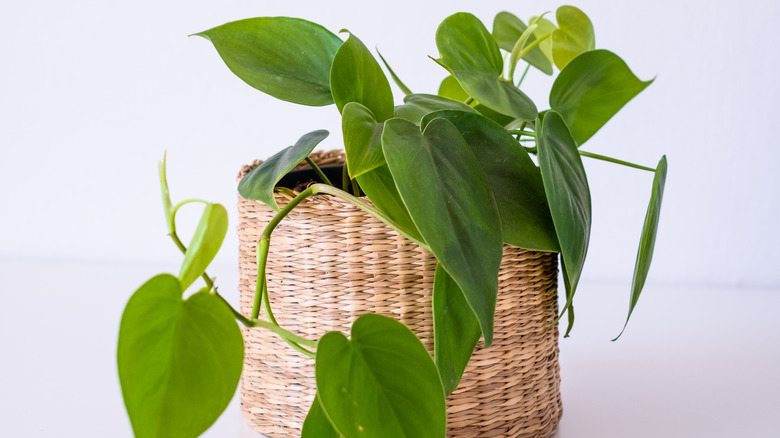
[
  {"x1": 382, "y1": 117, "x2": 503, "y2": 345},
  {"x1": 473, "y1": 103, "x2": 516, "y2": 127},
  {"x1": 302, "y1": 395, "x2": 341, "y2": 438},
  {"x1": 437, "y1": 75, "x2": 469, "y2": 101},
  {"x1": 537, "y1": 111, "x2": 591, "y2": 305},
  {"x1": 393, "y1": 94, "x2": 477, "y2": 125},
  {"x1": 330, "y1": 32, "x2": 394, "y2": 122},
  {"x1": 355, "y1": 165, "x2": 422, "y2": 243},
  {"x1": 421, "y1": 110, "x2": 559, "y2": 252},
  {"x1": 433, "y1": 264, "x2": 480, "y2": 396},
  {"x1": 342, "y1": 102, "x2": 385, "y2": 178},
  {"x1": 118, "y1": 275, "x2": 244, "y2": 438},
  {"x1": 316, "y1": 314, "x2": 446, "y2": 438},
  {"x1": 238, "y1": 130, "x2": 329, "y2": 211},
  {"x1": 178, "y1": 203, "x2": 228, "y2": 291},
  {"x1": 550, "y1": 50, "x2": 653, "y2": 146},
  {"x1": 377, "y1": 49, "x2": 412, "y2": 96},
  {"x1": 551, "y1": 6, "x2": 595, "y2": 70},
  {"x1": 615, "y1": 155, "x2": 667, "y2": 340},
  {"x1": 492, "y1": 11, "x2": 553, "y2": 75},
  {"x1": 194, "y1": 17, "x2": 342, "y2": 106}
]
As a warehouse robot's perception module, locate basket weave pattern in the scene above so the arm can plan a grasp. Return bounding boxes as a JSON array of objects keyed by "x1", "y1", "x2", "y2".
[{"x1": 236, "y1": 152, "x2": 562, "y2": 437}]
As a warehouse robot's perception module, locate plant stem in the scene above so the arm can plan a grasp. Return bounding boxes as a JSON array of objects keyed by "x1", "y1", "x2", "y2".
[
  {"x1": 579, "y1": 150, "x2": 656, "y2": 172},
  {"x1": 464, "y1": 96, "x2": 474, "y2": 105},
  {"x1": 249, "y1": 318, "x2": 319, "y2": 349},
  {"x1": 305, "y1": 156, "x2": 333, "y2": 186},
  {"x1": 515, "y1": 32, "x2": 551, "y2": 61},
  {"x1": 516, "y1": 63, "x2": 531, "y2": 87},
  {"x1": 508, "y1": 129, "x2": 537, "y2": 137}
]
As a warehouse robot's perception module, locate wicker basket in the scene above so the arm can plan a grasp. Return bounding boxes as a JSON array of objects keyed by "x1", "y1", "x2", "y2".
[{"x1": 237, "y1": 151, "x2": 563, "y2": 438}]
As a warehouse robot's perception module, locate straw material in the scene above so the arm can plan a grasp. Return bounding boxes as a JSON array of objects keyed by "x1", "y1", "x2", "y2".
[{"x1": 237, "y1": 151, "x2": 562, "y2": 438}]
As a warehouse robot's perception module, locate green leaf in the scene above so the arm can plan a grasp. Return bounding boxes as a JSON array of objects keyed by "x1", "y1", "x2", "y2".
[
  {"x1": 537, "y1": 111, "x2": 591, "y2": 306},
  {"x1": 316, "y1": 314, "x2": 446, "y2": 438},
  {"x1": 158, "y1": 152, "x2": 174, "y2": 234},
  {"x1": 382, "y1": 117, "x2": 503, "y2": 345},
  {"x1": 393, "y1": 93, "x2": 477, "y2": 126},
  {"x1": 302, "y1": 395, "x2": 341, "y2": 438},
  {"x1": 342, "y1": 102, "x2": 385, "y2": 178},
  {"x1": 421, "y1": 110, "x2": 559, "y2": 252},
  {"x1": 492, "y1": 11, "x2": 553, "y2": 75},
  {"x1": 118, "y1": 275, "x2": 244, "y2": 438},
  {"x1": 432, "y1": 264, "x2": 480, "y2": 396},
  {"x1": 551, "y1": 5, "x2": 595, "y2": 70},
  {"x1": 355, "y1": 165, "x2": 423, "y2": 243},
  {"x1": 454, "y1": 72, "x2": 539, "y2": 121},
  {"x1": 532, "y1": 17, "x2": 557, "y2": 66},
  {"x1": 614, "y1": 155, "x2": 667, "y2": 340},
  {"x1": 437, "y1": 75, "x2": 469, "y2": 101},
  {"x1": 238, "y1": 130, "x2": 329, "y2": 211},
  {"x1": 377, "y1": 49, "x2": 413, "y2": 96},
  {"x1": 330, "y1": 32, "x2": 394, "y2": 122},
  {"x1": 178, "y1": 202, "x2": 228, "y2": 291},
  {"x1": 550, "y1": 49, "x2": 653, "y2": 146},
  {"x1": 194, "y1": 17, "x2": 342, "y2": 106}
]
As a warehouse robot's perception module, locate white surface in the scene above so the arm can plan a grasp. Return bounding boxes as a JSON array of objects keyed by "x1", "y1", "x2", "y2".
[
  {"x1": 1, "y1": 258, "x2": 777, "y2": 437},
  {"x1": 0, "y1": 0, "x2": 779, "y2": 289}
]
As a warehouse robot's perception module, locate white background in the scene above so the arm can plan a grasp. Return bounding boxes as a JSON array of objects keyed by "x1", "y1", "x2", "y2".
[{"x1": 1, "y1": 0, "x2": 779, "y2": 437}]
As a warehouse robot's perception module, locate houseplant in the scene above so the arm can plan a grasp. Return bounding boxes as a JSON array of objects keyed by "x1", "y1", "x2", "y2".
[{"x1": 117, "y1": 5, "x2": 667, "y2": 438}]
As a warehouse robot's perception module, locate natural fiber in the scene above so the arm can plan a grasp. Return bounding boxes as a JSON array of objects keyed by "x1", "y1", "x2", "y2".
[{"x1": 237, "y1": 151, "x2": 562, "y2": 438}]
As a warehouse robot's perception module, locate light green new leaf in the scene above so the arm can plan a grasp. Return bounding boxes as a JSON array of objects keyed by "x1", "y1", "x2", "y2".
[
  {"x1": 316, "y1": 314, "x2": 446, "y2": 438},
  {"x1": 437, "y1": 75, "x2": 469, "y2": 101},
  {"x1": 343, "y1": 102, "x2": 385, "y2": 178},
  {"x1": 377, "y1": 49, "x2": 413, "y2": 96},
  {"x1": 537, "y1": 111, "x2": 591, "y2": 306},
  {"x1": 330, "y1": 32, "x2": 394, "y2": 122},
  {"x1": 194, "y1": 17, "x2": 342, "y2": 106},
  {"x1": 238, "y1": 130, "x2": 329, "y2": 211},
  {"x1": 492, "y1": 11, "x2": 553, "y2": 75},
  {"x1": 178, "y1": 202, "x2": 228, "y2": 291},
  {"x1": 550, "y1": 50, "x2": 653, "y2": 146},
  {"x1": 302, "y1": 395, "x2": 341, "y2": 438},
  {"x1": 551, "y1": 6, "x2": 595, "y2": 70},
  {"x1": 615, "y1": 155, "x2": 667, "y2": 340},
  {"x1": 355, "y1": 165, "x2": 423, "y2": 243},
  {"x1": 393, "y1": 94, "x2": 477, "y2": 125},
  {"x1": 158, "y1": 153, "x2": 174, "y2": 234},
  {"x1": 421, "y1": 110, "x2": 559, "y2": 252},
  {"x1": 433, "y1": 264, "x2": 481, "y2": 396},
  {"x1": 532, "y1": 17, "x2": 557, "y2": 66},
  {"x1": 118, "y1": 275, "x2": 244, "y2": 438},
  {"x1": 383, "y1": 117, "x2": 503, "y2": 345}
]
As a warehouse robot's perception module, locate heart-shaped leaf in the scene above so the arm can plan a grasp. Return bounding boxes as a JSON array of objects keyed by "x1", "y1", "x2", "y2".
[
  {"x1": 302, "y1": 395, "x2": 341, "y2": 438},
  {"x1": 437, "y1": 75, "x2": 469, "y2": 101},
  {"x1": 432, "y1": 263, "x2": 481, "y2": 396},
  {"x1": 551, "y1": 6, "x2": 595, "y2": 70},
  {"x1": 537, "y1": 111, "x2": 591, "y2": 307},
  {"x1": 178, "y1": 202, "x2": 228, "y2": 291},
  {"x1": 615, "y1": 155, "x2": 667, "y2": 340},
  {"x1": 316, "y1": 314, "x2": 446, "y2": 438},
  {"x1": 532, "y1": 16, "x2": 557, "y2": 66},
  {"x1": 550, "y1": 49, "x2": 653, "y2": 146},
  {"x1": 393, "y1": 94, "x2": 477, "y2": 125},
  {"x1": 343, "y1": 102, "x2": 385, "y2": 178},
  {"x1": 330, "y1": 32, "x2": 394, "y2": 122},
  {"x1": 421, "y1": 110, "x2": 559, "y2": 252},
  {"x1": 118, "y1": 275, "x2": 244, "y2": 438},
  {"x1": 492, "y1": 11, "x2": 553, "y2": 75},
  {"x1": 194, "y1": 17, "x2": 342, "y2": 106},
  {"x1": 453, "y1": 71, "x2": 539, "y2": 121},
  {"x1": 382, "y1": 117, "x2": 503, "y2": 345},
  {"x1": 355, "y1": 164, "x2": 422, "y2": 243},
  {"x1": 238, "y1": 130, "x2": 329, "y2": 211}
]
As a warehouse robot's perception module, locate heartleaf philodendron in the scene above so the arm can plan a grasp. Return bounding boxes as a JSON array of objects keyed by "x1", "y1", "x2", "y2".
[
  {"x1": 551, "y1": 6, "x2": 595, "y2": 70},
  {"x1": 178, "y1": 202, "x2": 228, "y2": 291}
]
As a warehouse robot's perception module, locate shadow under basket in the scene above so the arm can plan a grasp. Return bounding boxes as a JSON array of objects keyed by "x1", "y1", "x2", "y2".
[{"x1": 237, "y1": 151, "x2": 563, "y2": 438}]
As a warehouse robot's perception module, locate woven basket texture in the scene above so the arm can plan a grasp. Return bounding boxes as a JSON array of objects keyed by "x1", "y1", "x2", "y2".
[{"x1": 237, "y1": 151, "x2": 563, "y2": 438}]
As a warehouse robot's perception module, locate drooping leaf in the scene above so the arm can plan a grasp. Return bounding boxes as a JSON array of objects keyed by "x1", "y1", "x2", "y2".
[
  {"x1": 551, "y1": 6, "x2": 595, "y2": 70},
  {"x1": 330, "y1": 32, "x2": 394, "y2": 122},
  {"x1": 377, "y1": 49, "x2": 413, "y2": 96},
  {"x1": 614, "y1": 155, "x2": 667, "y2": 340},
  {"x1": 302, "y1": 395, "x2": 341, "y2": 438},
  {"x1": 537, "y1": 111, "x2": 591, "y2": 305},
  {"x1": 355, "y1": 164, "x2": 422, "y2": 243},
  {"x1": 492, "y1": 11, "x2": 553, "y2": 75},
  {"x1": 437, "y1": 75, "x2": 469, "y2": 101},
  {"x1": 342, "y1": 102, "x2": 385, "y2": 178},
  {"x1": 393, "y1": 94, "x2": 477, "y2": 125},
  {"x1": 238, "y1": 130, "x2": 329, "y2": 211},
  {"x1": 194, "y1": 17, "x2": 342, "y2": 106},
  {"x1": 382, "y1": 117, "x2": 503, "y2": 345},
  {"x1": 453, "y1": 72, "x2": 539, "y2": 121},
  {"x1": 421, "y1": 110, "x2": 559, "y2": 252},
  {"x1": 550, "y1": 50, "x2": 653, "y2": 146},
  {"x1": 178, "y1": 202, "x2": 228, "y2": 291},
  {"x1": 432, "y1": 264, "x2": 481, "y2": 396},
  {"x1": 316, "y1": 314, "x2": 446, "y2": 438},
  {"x1": 118, "y1": 275, "x2": 244, "y2": 438},
  {"x1": 561, "y1": 258, "x2": 575, "y2": 336}
]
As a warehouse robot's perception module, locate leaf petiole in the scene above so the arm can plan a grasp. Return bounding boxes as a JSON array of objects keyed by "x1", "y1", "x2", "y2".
[{"x1": 578, "y1": 150, "x2": 656, "y2": 172}]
